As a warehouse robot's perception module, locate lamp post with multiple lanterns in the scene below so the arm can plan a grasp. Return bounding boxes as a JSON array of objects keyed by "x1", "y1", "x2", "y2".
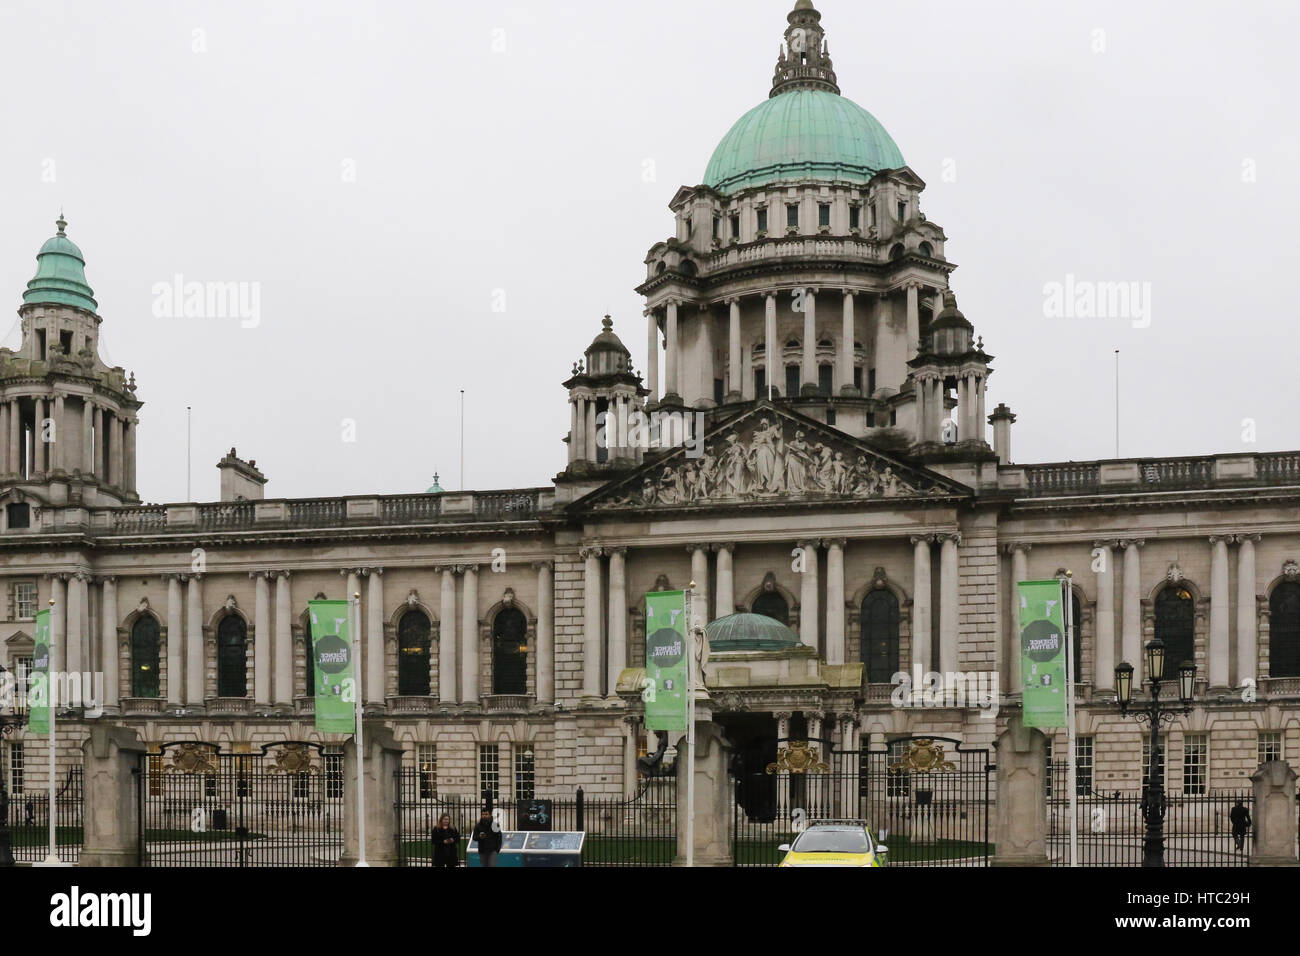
[{"x1": 1114, "y1": 638, "x2": 1196, "y2": 867}]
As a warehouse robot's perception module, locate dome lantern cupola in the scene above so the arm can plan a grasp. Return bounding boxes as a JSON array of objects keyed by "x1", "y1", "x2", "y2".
[
  {"x1": 771, "y1": 0, "x2": 839, "y2": 97},
  {"x1": 930, "y1": 291, "x2": 974, "y2": 357},
  {"x1": 23, "y1": 213, "x2": 98, "y2": 315}
]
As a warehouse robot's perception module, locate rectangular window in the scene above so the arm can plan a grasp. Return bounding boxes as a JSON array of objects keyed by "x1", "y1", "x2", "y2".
[
  {"x1": 14, "y1": 582, "x2": 37, "y2": 620},
  {"x1": 889, "y1": 410, "x2": 897, "y2": 427},
  {"x1": 1258, "y1": 732, "x2": 1282, "y2": 766},
  {"x1": 479, "y1": 745, "x2": 500, "y2": 803},
  {"x1": 1045, "y1": 738, "x2": 1055, "y2": 797},
  {"x1": 869, "y1": 203, "x2": 877, "y2": 227},
  {"x1": 785, "y1": 365, "x2": 800, "y2": 398},
  {"x1": 849, "y1": 205, "x2": 860, "y2": 230},
  {"x1": 711, "y1": 216, "x2": 719, "y2": 240},
  {"x1": 148, "y1": 752, "x2": 164, "y2": 797},
  {"x1": 417, "y1": 744, "x2": 437, "y2": 800},
  {"x1": 713, "y1": 378, "x2": 724, "y2": 405},
  {"x1": 293, "y1": 772, "x2": 311, "y2": 799},
  {"x1": 1076, "y1": 736, "x2": 1094, "y2": 794},
  {"x1": 1141, "y1": 736, "x2": 1166, "y2": 790},
  {"x1": 6, "y1": 742, "x2": 23, "y2": 794},
  {"x1": 59, "y1": 330, "x2": 73, "y2": 354},
  {"x1": 885, "y1": 739, "x2": 911, "y2": 798},
  {"x1": 14, "y1": 656, "x2": 32, "y2": 714},
  {"x1": 514, "y1": 745, "x2": 535, "y2": 801},
  {"x1": 825, "y1": 408, "x2": 836, "y2": 426},
  {"x1": 204, "y1": 774, "x2": 217, "y2": 798},
  {"x1": 325, "y1": 750, "x2": 344, "y2": 799},
  {"x1": 754, "y1": 368, "x2": 766, "y2": 396},
  {"x1": 756, "y1": 208, "x2": 768, "y2": 233},
  {"x1": 730, "y1": 214, "x2": 740, "y2": 239},
  {"x1": 1183, "y1": 735, "x2": 1207, "y2": 795},
  {"x1": 866, "y1": 367, "x2": 875, "y2": 395},
  {"x1": 786, "y1": 203, "x2": 799, "y2": 229},
  {"x1": 897, "y1": 200, "x2": 907, "y2": 222},
  {"x1": 817, "y1": 364, "x2": 832, "y2": 396},
  {"x1": 818, "y1": 203, "x2": 830, "y2": 227},
  {"x1": 6, "y1": 503, "x2": 30, "y2": 530}
]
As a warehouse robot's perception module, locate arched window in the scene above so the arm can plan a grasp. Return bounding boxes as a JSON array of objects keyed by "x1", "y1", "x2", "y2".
[
  {"x1": 861, "y1": 590, "x2": 900, "y2": 683},
  {"x1": 1154, "y1": 586, "x2": 1195, "y2": 675},
  {"x1": 918, "y1": 241, "x2": 934, "y2": 257},
  {"x1": 492, "y1": 607, "x2": 528, "y2": 696},
  {"x1": 217, "y1": 616, "x2": 248, "y2": 698},
  {"x1": 397, "y1": 610, "x2": 431, "y2": 696},
  {"x1": 1269, "y1": 581, "x2": 1300, "y2": 678},
  {"x1": 752, "y1": 592, "x2": 789, "y2": 625},
  {"x1": 889, "y1": 243, "x2": 905, "y2": 260},
  {"x1": 130, "y1": 615, "x2": 160, "y2": 698}
]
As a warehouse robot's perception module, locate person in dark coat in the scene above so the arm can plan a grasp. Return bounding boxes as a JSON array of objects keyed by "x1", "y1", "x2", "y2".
[
  {"x1": 1229, "y1": 801, "x2": 1251, "y2": 851},
  {"x1": 431, "y1": 814, "x2": 460, "y2": 868},
  {"x1": 471, "y1": 808, "x2": 502, "y2": 867}
]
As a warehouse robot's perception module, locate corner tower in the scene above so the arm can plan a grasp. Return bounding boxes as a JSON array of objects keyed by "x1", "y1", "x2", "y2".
[{"x1": 1, "y1": 216, "x2": 141, "y2": 520}]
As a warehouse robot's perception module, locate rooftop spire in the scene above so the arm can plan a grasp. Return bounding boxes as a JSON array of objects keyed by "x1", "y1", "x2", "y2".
[{"x1": 770, "y1": 0, "x2": 839, "y2": 97}]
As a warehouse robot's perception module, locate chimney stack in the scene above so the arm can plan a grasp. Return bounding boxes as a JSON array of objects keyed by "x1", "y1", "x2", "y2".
[{"x1": 217, "y1": 448, "x2": 267, "y2": 501}]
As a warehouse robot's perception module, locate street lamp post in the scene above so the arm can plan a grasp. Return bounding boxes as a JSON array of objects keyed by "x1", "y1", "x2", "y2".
[
  {"x1": 1114, "y1": 639, "x2": 1196, "y2": 867},
  {"x1": 0, "y1": 663, "x2": 29, "y2": 867}
]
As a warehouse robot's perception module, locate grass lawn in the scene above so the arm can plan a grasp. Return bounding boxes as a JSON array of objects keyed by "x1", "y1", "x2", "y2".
[{"x1": 13, "y1": 827, "x2": 268, "y2": 847}]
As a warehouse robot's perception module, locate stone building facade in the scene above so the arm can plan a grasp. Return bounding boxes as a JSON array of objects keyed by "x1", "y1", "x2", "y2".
[{"x1": 2, "y1": 1, "x2": 1299, "y2": 812}]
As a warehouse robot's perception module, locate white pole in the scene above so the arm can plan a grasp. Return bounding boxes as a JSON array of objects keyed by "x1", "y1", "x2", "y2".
[
  {"x1": 685, "y1": 585, "x2": 696, "y2": 869},
  {"x1": 44, "y1": 598, "x2": 57, "y2": 865},
  {"x1": 1063, "y1": 574, "x2": 1078, "y2": 868},
  {"x1": 351, "y1": 592, "x2": 368, "y2": 867}
]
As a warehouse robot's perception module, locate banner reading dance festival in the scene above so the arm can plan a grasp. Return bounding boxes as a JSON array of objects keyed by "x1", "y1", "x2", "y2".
[
  {"x1": 644, "y1": 590, "x2": 688, "y2": 732},
  {"x1": 28, "y1": 607, "x2": 52, "y2": 734},
  {"x1": 308, "y1": 599, "x2": 355, "y2": 734},
  {"x1": 1018, "y1": 580, "x2": 1067, "y2": 728}
]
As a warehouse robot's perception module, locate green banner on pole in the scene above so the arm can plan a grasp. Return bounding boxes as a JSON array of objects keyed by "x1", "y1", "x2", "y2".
[
  {"x1": 644, "y1": 590, "x2": 688, "y2": 732},
  {"x1": 1018, "y1": 580, "x2": 1067, "y2": 728},
  {"x1": 28, "y1": 607, "x2": 52, "y2": 735},
  {"x1": 308, "y1": 600, "x2": 355, "y2": 734}
]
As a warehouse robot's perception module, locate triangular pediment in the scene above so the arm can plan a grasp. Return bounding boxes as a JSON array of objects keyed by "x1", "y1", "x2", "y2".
[
  {"x1": 5, "y1": 630, "x2": 33, "y2": 647},
  {"x1": 573, "y1": 402, "x2": 970, "y2": 514}
]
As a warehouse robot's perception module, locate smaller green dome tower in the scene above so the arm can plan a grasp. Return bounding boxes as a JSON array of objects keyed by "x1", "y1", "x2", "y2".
[{"x1": 23, "y1": 214, "x2": 98, "y2": 314}]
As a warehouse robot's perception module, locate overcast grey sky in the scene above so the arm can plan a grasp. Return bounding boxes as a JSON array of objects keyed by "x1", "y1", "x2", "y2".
[{"x1": 1, "y1": 0, "x2": 1296, "y2": 505}]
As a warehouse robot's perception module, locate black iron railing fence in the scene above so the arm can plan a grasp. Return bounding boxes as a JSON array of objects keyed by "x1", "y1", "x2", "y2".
[{"x1": 8, "y1": 766, "x2": 83, "y2": 864}]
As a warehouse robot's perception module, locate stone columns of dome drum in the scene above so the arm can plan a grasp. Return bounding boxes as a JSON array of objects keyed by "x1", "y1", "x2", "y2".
[
  {"x1": 689, "y1": 545, "x2": 709, "y2": 627},
  {"x1": 912, "y1": 536, "x2": 932, "y2": 674},
  {"x1": 664, "y1": 300, "x2": 679, "y2": 401},
  {"x1": 714, "y1": 543, "x2": 735, "y2": 619},
  {"x1": 438, "y1": 567, "x2": 458, "y2": 703},
  {"x1": 124, "y1": 418, "x2": 137, "y2": 494},
  {"x1": 534, "y1": 561, "x2": 554, "y2": 704},
  {"x1": 1209, "y1": 536, "x2": 1230, "y2": 689},
  {"x1": 1008, "y1": 543, "x2": 1030, "y2": 692},
  {"x1": 764, "y1": 294, "x2": 777, "y2": 398},
  {"x1": 252, "y1": 571, "x2": 271, "y2": 705},
  {"x1": 826, "y1": 539, "x2": 846, "y2": 665},
  {"x1": 906, "y1": 282, "x2": 920, "y2": 357},
  {"x1": 33, "y1": 397, "x2": 46, "y2": 474},
  {"x1": 80, "y1": 400, "x2": 92, "y2": 475},
  {"x1": 1119, "y1": 540, "x2": 1143, "y2": 677},
  {"x1": 166, "y1": 575, "x2": 183, "y2": 706},
  {"x1": 607, "y1": 548, "x2": 628, "y2": 697},
  {"x1": 839, "y1": 290, "x2": 855, "y2": 395},
  {"x1": 801, "y1": 288, "x2": 817, "y2": 395},
  {"x1": 100, "y1": 576, "x2": 118, "y2": 713},
  {"x1": 366, "y1": 568, "x2": 384, "y2": 707},
  {"x1": 645, "y1": 309, "x2": 659, "y2": 403},
  {"x1": 274, "y1": 571, "x2": 293, "y2": 707},
  {"x1": 1093, "y1": 542, "x2": 1115, "y2": 692},
  {"x1": 460, "y1": 565, "x2": 479, "y2": 704},
  {"x1": 52, "y1": 393, "x2": 64, "y2": 472},
  {"x1": 727, "y1": 299, "x2": 742, "y2": 399},
  {"x1": 939, "y1": 533, "x2": 959, "y2": 674},
  {"x1": 581, "y1": 547, "x2": 603, "y2": 699},
  {"x1": 568, "y1": 398, "x2": 580, "y2": 463},
  {"x1": 1237, "y1": 534, "x2": 1259, "y2": 688},
  {"x1": 584, "y1": 402, "x2": 597, "y2": 464},
  {"x1": 186, "y1": 573, "x2": 203, "y2": 706},
  {"x1": 797, "y1": 539, "x2": 819, "y2": 648},
  {"x1": 9, "y1": 399, "x2": 20, "y2": 476},
  {"x1": 92, "y1": 405, "x2": 104, "y2": 478}
]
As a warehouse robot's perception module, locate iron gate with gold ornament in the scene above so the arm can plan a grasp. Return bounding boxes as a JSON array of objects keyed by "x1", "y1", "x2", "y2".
[
  {"x1": 136, "y1": 741, "x2": 344, "y2": 866},
  {"x1": 731, "y1": 736, "x2": 993, "y2": 866}
]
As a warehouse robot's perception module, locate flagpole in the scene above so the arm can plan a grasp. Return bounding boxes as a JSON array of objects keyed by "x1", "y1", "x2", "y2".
[
  {"x1": 351, "y1": 591, "x2": 368, "y2": 867},
  {"x1": 1063, "y1": 573, "x2": 1078, "y2": 868},
  {"x1": 684, "y1": 583, "x2": 696, "y2": 869},
  {"x1": 44, "y1": 598, "x2": 57, "y2": 866}
]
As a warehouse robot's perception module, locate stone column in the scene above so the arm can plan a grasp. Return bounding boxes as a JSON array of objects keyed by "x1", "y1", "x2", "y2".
[
  {"x1": 905, "y1": 282, "x2": 920, "y2": 356},
  {"x1": 607, "y1": 548, "x2": 628, "y2": 697},
  {"x1": 52, "y1": 393, "x2": 64, "y2": 472},
  {"x1": 186, "y1": 573, "x2": 203, "y2": 705},
  {"x1": 534, "y1": 561, "x2": 553, "y2": 703},
  {"x1": 568, "y1": 399, "x2": 580, "y2": 463},
  {"x1": 92, "y1": 405, "x2": 104, "y2": 477},
  {"x1": 1120, "y1": 540, "x2": 1143, "y2": 672},
  {"x1": 764, "y1": 293, "x2": 777, "y2": 397},
  {"x1": 664, "y1": 300, "x2": 679, "y2": 401},
  {"x1": 581, "y1": 546, "x2": 603, "y2": 699},
  {"x1": 366, "y1": 568, "x2": 384, "y2": 707},
  {"x1": 438, "y1": 567, "x2": 457, "y2": 703},
  {"x1": 460, "y1": 564, "x2": 479, "y2": 703},
  {"x1": 797, "y1": 539, "x2": 819, "y2": 648},
  {"x1": 992, "y1": 716, "x2": 1050, "y2": 866},
  {"x1": 105, "y1": 410, "x2": 118, "y2": 485},
  {"x1": 939, "y1": 533, "x2": 960, "y2": 674},
  {"x1": 1093, "y1": 541, "x2": 1115, "y2": 692},
  {"x1": 645, "y1": 309, "x2": 659, "y2": 402},
  {"x1": 1250, "y1": 760, "x2": 1299, "y2": 867},
  {"x1": 274, "y1": 571, "x2": 293, "y2": 707},
  {"x1": 825, "y1": 539, "x2": 846, "y2": 665},
  {"x1": 252, "y1": 571, "x2": 271, "y2": 705},
  {"x1": 81, "y1": 400, "x2": 93, "y2": 474},
  {"x1": 33, "y1": 396, "x2": 46, "y2": 474},
  {"x1": 340, "y1": 725, "x2": 403, "y2": 867},
  {"x1": 166, "y1": 575, "x2": 183, "y2": 706},
  {"x1": 714, "y1": 543, "x2": 734, "y2": 620},
  {"x1": 976, "y1": 375, "x2": 986, "y2": 443},
  {"x1": 727, "y1": 299, "x2": 742, "y2": 399},
  {"x1": 689, "y1": 545, "x2": 709, "y2": 627},
  {"x1": 584, "y1": 402, "x2": 597, "y2": 463},
  {"x1": 1237, "y1": 534, "x2": 1259, "y2": 687},
  {"x1": 673, "y1": 721, "x2": 733, "y2": 866},
  {"x1": 912, "y1": 536, "x2": 932, "y2": 674},
  {"x1": 0, "y1": 402, "x2": 8, "y2": 475},
  {"x1": 124, "y1": 419, "x2": 137, "y2": 494},
  {"x1": 1007, "y1": 543, "x2": 1030, "y2": 692},
  {"x1": 839, "y1": 290, "x2": 855, "y2": 394},
  {"x1": 101, "y1": 576, "x2": 118, "y2": 713},
  {"x1": 1209, "y1": 535, "x2": 1230, "y2": 689},
  {"x1": 801, "y1": 288, "x2": 816, "y2": 394},
  {"x1": 79, "y1": 726, "x2": 147, "y2": 866}
]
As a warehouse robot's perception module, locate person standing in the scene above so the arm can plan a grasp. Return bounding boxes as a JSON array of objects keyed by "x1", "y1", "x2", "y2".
[
  {"x1": 472, "y1": 808, "x2": 502, "y2": 867},
  {"x1": 431, "y1": 813, "x2": 460, "y2": 868},
  {"x1": 1229, "y1": 800, "x2": 1251, "y2": 852}
]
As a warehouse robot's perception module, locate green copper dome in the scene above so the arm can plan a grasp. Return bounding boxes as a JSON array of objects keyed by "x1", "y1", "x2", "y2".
[
  {"x1": 23, "y1": 216, "x2": 98, "y2": 314},
  {"x1": 705, "y1": 612, "x2": 800, "y2": 651},
  {"x1": 703, "y1": 90, "x2": 904, "y2": 194}
]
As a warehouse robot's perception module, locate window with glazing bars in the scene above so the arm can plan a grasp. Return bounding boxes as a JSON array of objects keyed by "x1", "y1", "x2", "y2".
[
  {"x1": 1182, "y1": 736, "x2": 1207, "y2": 795},
  {"x1": 479, "y1": 745, "x2": 500, "y2": 802},
  {"x1": 1258, "y1": 732, "x2": 1282, "y2": 766},
  {"x1": 514, "y1": 745, "x2": 535, "y2": 800},
  {"x1": 418, "y1": 744, "x2": 437, "y2": 800}
]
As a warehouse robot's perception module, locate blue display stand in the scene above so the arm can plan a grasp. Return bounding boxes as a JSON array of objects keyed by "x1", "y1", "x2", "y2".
[{"x1": 467, "y1": 830, "x2": 585, "y2": 867}]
